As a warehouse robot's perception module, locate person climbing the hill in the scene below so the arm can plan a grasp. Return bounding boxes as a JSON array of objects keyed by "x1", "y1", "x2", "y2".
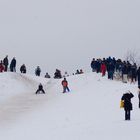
[
  {"x1": 121, "y1": 91, "x2": 134, "y2": 120},
  {"x1": 36, "y1": 83, "x2": 45, "y2": 94},
  {"x1": 61, "y1": 78, "x2": 70, "y2": 93}
]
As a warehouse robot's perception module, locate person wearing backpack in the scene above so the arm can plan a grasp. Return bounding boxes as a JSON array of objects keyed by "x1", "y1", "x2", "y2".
[
  {"x1": 61, "y1": 78, "x2": 70, "y2": 93},
  {"x1": 121, "y1": 91, "x2": 134, "y2": 120}
]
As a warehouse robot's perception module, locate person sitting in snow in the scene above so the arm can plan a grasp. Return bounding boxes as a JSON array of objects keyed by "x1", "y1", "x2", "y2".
[
  {"x1": 20, "y1": 64, "x2": 26, "y2": 73},
  {"x1": 54, "y1": 69, "x2": 62, "y2": 79},
  {"x1": 36, "y1": 83, "x2": 45, "y2": 94},
  {"x1": 45, "y1": 72, "x2": 51, "y2": 78}
]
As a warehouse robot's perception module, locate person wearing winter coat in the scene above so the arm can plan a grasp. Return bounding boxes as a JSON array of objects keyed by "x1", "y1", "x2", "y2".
[
  {"x1": 100, "y1": 62, "x2": 107, "y2": 76},
  {"x1": 107, "y1": 62, "x2": 115, "y2": 80},
  {"x1": 35, "y1": 66, "x2": 41, "y2": 76},
  {"x1": 45, "y1": 72, "x2": 51, "y2": 78},
  {"x1": 0, "y1": 60, "x2": 5, "y2": 72},
  {"x1": 3, "y1": 55, "x2": 9, "y2": 72},
  {"x1": 20, "y1": 64, "x2": 26, "y2": 73},
  {"x1": 36, "y1": 83, "x2": 45, "y2": 94},
  {"x1": 91, "y1": 58, "x2": 96, "y2": 72},
  {"x1": 122, "y1": 62, "x2": 128, "y2": 83},
  {"x1": 75, "y1": 69, "x2": 80, "y2": 74},
  {"x1": 121, "y1": 92, "x2": 134, "y2": 120},
  {"x1": 10, "y1": 57, "x2": 16, "y2": 72},
  {"x1": 95, "y1": 59, "x2": 101, "y2": 73},
  {"x1": 54, "y1": 69, "x2": 62, "y2": 79},
  {"x1": 61, "y1": 78, "x2": 70, "y2": 93},
  {"x1": 137, "y1": 67, "x2": 140, "y2": 88},
  {"x1": 130, "y1": 63, "x2": 137, "y2": 83}
]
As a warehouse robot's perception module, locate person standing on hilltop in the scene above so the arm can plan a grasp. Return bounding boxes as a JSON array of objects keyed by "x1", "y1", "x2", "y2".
[
  {"x1": 3, "y1": 55, "x2": 9, "y2": 72},
  {"x1": 100, "y1": 62, "x2": 107, "y2": 76},
  {"x1": 35, "y1": 66, "x2": 41, "y2": 76},
  {"x1": 0, "y1": 60, "x2": 5, "y2": 72},
  {"x1": 10, "y1": 57, "x2": 16, "y2": 72}
]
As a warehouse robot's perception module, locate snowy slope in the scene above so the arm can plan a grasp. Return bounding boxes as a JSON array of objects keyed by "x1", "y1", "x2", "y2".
[
  {"x1": 0, "y1": 72, "x2": 139, "y2": 140},
  {"x1": 0, "y1": 72, "x2": 49, "y2": 103}
]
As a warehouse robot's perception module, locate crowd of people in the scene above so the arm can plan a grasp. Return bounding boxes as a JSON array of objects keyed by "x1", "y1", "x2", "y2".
[{"x1": 90, "y1": 56, "x2": 140, "y2": 86}]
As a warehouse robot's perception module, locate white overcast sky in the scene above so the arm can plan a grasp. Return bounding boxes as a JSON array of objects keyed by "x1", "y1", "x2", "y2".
[{"x1": 0, "y1": 0, "x2": 140, "y2": 75}]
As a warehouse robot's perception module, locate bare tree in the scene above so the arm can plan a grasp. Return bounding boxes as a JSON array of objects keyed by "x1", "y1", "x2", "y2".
[{"x1": 125, "y1": 49, "x2": 140, "y2": 65}]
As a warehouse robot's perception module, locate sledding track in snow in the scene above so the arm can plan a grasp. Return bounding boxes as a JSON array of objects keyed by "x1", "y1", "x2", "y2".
[{"x1": 0, "y1": 73, "x2": 55, "y2": 126}]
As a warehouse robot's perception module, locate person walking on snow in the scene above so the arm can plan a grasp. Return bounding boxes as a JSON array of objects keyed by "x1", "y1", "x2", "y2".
[
  {"x1": 121, "y1": 91, "x2": 134, "y2": 120},
  {"x1": 61, "y1": 78, "x2": 70, "y2": 93}
]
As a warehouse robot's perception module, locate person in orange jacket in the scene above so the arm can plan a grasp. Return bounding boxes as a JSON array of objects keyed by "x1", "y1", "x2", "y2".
[
  {"x1": 100, "y1": 62, "x2": 107, "y2": 76},
  {"x1": 61, "y1": 78, "x2": 70, "y2": 93}
]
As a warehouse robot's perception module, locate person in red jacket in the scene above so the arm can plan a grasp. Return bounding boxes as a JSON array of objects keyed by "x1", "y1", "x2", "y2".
[
  {"x1": 61, "y1": 78, "x2": 70, "y2": 93},
  {"x1": 0, "y1": 60, "x2": 5, "y2": 72},
  {"x1": 100, "y1": 62, "x2": 107, "y2": 76}
]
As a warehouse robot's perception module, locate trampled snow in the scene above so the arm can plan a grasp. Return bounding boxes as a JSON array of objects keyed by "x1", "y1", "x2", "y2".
[{"x1": 0, "y1": 72, "x2": 139, "y2": 140}]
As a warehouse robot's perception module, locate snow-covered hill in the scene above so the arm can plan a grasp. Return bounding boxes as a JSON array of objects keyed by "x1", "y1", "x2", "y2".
[{"x1": 0, "y1": 72, "x2": 139, "y2": 140}]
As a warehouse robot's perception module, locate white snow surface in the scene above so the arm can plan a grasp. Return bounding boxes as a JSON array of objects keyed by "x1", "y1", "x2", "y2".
[{"x1": 0, "y1": 72, "x2": 139, "y2": 140}]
